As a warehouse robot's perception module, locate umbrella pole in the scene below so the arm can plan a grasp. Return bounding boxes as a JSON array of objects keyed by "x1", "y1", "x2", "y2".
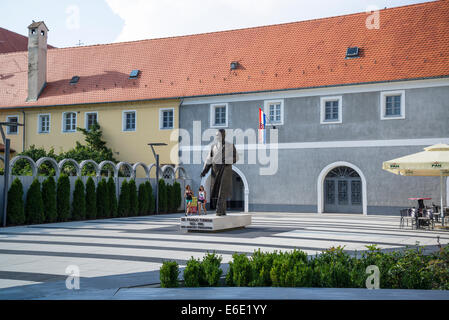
[{"x1": 441, "y1": 171, "x2": 445, "y2": 227}]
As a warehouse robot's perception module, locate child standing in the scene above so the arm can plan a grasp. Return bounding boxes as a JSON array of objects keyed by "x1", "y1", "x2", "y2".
[
  {"x1": 184, "y1": 185, "x2": 194, "y2": 216},
  {"x1": 198, "y1": 185, "x2": 207, "y2": 215}
]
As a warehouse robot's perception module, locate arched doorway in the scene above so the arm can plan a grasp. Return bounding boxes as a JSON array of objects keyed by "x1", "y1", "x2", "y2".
[
  {"x1": 318, "y1": 161, "x2": 367, "y2": 215},
  {"x1": 200, "y1": 165, "x2": 249, "y2": 212}
]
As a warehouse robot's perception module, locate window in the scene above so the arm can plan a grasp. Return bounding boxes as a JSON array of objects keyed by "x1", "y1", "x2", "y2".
[
  {"x1": 210, "y1": 103, "x2": 228, "y2": 128},
  {"x1": 38, "y1": 114, "x2": 50, "y2": 133},
  {"x1": 85, "y1": 112, "x2": 98, "y2": 131},
  {"x1": 62, "y1": 112, "x2": 77, "y2": 132},
  {"x1": 160, "y1": 108, "x2": 174, "y2": 130},
  {"x1": 123, "y1": 110, "x2": 136, "y2": 131},
  {"x1": 6, "y1": 116, "x2": 18, "y2": 134},
  {"x1": 264, "y1": 100, "x2": 284, "y2": 125},
  {"x1": 380, "y1": 90, "x2": 405, "y2": 120},
  {"x1": 320, "y1": 96, "x2": 342, "y2": 124}
]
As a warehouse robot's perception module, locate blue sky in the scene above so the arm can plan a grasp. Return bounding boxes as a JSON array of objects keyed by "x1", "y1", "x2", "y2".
[{"x1": 0, "y1": 0, "x2": 435, "y2": 48}]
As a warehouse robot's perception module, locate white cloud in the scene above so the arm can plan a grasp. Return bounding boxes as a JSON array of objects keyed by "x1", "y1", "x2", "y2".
[{"x1": 105, "y1": 0, "x2": 434, "y2": 42}]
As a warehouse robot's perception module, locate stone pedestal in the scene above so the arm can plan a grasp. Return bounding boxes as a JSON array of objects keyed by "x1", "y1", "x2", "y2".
[{"x1": 180, "y1": 214, "x2": 251, "y2": 232}]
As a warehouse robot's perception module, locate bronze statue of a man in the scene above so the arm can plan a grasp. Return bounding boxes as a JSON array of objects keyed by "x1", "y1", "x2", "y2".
[{"x1": 200, "y1": 129, "x2": 238, "y2": 216}]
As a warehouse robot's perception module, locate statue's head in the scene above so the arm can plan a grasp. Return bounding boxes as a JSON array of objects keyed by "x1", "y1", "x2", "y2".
[{"x1": 215, "y1": 129, "x2": 225, "y2": 145}]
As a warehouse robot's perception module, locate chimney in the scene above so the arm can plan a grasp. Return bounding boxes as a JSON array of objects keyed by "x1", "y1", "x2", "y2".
[{"x1": 27, "y1": 21, "x2": 49, "y2": 101}]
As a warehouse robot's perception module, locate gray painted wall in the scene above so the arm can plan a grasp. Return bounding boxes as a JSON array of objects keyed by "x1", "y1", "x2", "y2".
[{"x1": 179, "y1": 85, "x2": 449, "y2": 214}]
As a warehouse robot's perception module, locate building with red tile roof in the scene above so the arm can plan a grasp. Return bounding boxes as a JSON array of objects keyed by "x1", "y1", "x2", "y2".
[{"x1": 0, "y1": 26, "x2": 54, "y2": 54}]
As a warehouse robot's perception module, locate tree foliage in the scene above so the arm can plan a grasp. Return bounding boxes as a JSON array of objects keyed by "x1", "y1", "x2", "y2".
[
  {"x1": 57, "y1": 174, "x2": 71, "y2": 221},
  {"x1": 42, "y1": 176, "x2": 57, "y2": 223},
  {"x1": 7, "y1": 178, "x2": 25, "y2": 225},
  {"x1": 72, "y1": 178, "x2": 86, "y2": 220},
  {"x1": 85, "y1": 177, "x2": 97, "y2": 219},
  {"x1": 25, "y1": 179, "x2": 44, "y2": 224}
]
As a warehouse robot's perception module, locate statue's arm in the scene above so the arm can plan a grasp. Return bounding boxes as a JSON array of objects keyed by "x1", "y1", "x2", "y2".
[{"x1": 201, "y1": 147, "x2": 213, "y2": 177}]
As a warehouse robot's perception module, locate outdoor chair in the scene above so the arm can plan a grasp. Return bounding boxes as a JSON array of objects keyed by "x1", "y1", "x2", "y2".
[
  {"x1": 417, "y1": 209, "x2": 434, "y2": 230},
  {"x1": 400, "y1": 208, "x2": 415, "y2": 229}
]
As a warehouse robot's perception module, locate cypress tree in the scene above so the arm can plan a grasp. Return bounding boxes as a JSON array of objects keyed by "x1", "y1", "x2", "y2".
[
  {"x1": 173, "y1": 181, "x2": 182, "y2": 212},
  {"x1": 42, "y1": 176, "x2": 57, "y2": 223},
  {"x1": 85, "y1": 177, "x2": 97, "y2": 219},
  {"x1": 158, "y1": 179, "x2": 167, "y2": 213},
  {"x1": 128, "y1": 180, "x2": 138, "y2": 216},
  {"x1": 118, "y1": 179, "x2": 129, "y2": 217},
  {"x1": 145, "y1": 181, "x2": 154, "y2": 214},
  {"x1": 98, "y1": 179, "x2": 110, "y2": 218},
  {"x1": 26, "y1": 179, "x2": 44, "y2": 224},
  {"x1": 57, "y1": 174, "x2": 71, "y2": 221},
  {"x1": 138, "y1": 182, "x2": 149, "y2": 216},
  {"x1": 167, "y1": 183, "x2": 174, "y2": 213},
  {"x1": 107, "y1": 177, "x2": 118, "y2": 217},
  {"x1": 7, "y1": 178, "x2": 25, "y2": 226},
  {"x1": 72, "y1": 178, "x2": 86, "y2": 220}
]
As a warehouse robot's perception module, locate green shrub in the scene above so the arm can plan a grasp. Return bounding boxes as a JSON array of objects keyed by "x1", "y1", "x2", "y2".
[
  {"x1": 145, "y1": 181, "x2": 155, "y2": 214},
  {"x1": 166, "y1": 183, "x2": 174, "y2": 212},
  {"x1": 107, "y1": 177, "x2": 118, "y2": 217},
  {"x1": 226, "y1": 253, "x2": 252, "y2": 287},
  {"x1": 158, "y1": 179, "x2": 167, "y2": 213},
  {"x1": 183, "y1": 257, "x2": 206, "y2": 287},
  {"x1": 57, "y1": 174, "x2": 71, "y2": 221},
  {"x1": 160, "y1": 260, "x2": 180, "y2": 288},
  {"x1": 202, "y1": 252, "x2": 223, "y2": 286},
  {"x1": 7, "y1": 178, "x2": 25, "y2": 225},
  {"x1": 128, "y1": 180, "x2": 138, "y2": 216},
  {"x1": 270, "y1": 250, "x2": 309, "y2": 287},
  {"x1": 72, "y1": 178, "x2": 86, "y2": 220},
  {"x1": 118, "y1": 179, "x2": 129, "y2": 217},
  {"x1": 25, "y1": 179, "x2": 44, "y2": 224},
  {"x1": 138, "y1": 182, "x2": 149, "y2": 216},
  {"x1": 42, "y1": 177, "x2": 57, "y2": 223},
  {"x1": 96, "y1": 179, "x2": 110, "y2": 218},
  {"x1": 249, "y1": 250, "x2": 276, "y2": 287},
  {"x1": 85, "y1": 177, "x2": 97, "y2": 219}
]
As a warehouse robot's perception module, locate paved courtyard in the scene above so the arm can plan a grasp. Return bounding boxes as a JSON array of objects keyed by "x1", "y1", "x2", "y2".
[{"x1": 0, "y1": 212, "x2": 448, "y2": 299}]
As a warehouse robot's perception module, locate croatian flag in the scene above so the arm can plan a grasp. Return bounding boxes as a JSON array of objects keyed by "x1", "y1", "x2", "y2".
[{"x1": 258, "y1": 108, "x2": 266, "y2": 144}]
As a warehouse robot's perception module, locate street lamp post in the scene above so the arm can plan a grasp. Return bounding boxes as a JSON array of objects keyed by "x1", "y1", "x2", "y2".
[
  {"x1": 148, "y1": 143, "x2": 167, "y2": 214},
  {"x1": 1, "y1": 121, "x2": 24, "y2": 227}
]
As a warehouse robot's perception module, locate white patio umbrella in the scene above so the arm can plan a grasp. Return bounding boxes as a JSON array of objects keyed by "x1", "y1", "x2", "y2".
[{"x1": 382, "y1": 143, "x2": 449, "y2": 225}]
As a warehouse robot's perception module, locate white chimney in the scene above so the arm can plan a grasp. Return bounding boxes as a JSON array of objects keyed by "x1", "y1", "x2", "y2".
[{"x1": 27, "y1": 21, "x2": 49, "y2": 102}]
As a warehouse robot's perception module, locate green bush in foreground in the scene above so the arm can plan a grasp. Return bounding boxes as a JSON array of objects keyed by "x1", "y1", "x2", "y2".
[
  {"x1": 183, "y1": 257, "x2": 206, "y2": 287},
  {"x1": 160, "y1": 261, "x2": 180, "y2": 288},
  {"x1": 7, "y1": 178, "x2": 25, "y2": 226}
]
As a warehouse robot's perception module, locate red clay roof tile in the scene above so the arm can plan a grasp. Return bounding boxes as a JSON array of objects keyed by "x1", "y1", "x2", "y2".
[{"x1": 0, "y1": 0, "x2": 448, "y2": 109}]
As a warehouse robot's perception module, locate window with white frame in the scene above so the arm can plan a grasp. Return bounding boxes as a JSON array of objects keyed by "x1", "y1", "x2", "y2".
[
  {"x1": 85, "y1": 112, "x2": 98, "y2": 131},
  {"x1": 62, "y1": 112, "x2": 77, "y2": 132},
  {"x1": 123, "y1": 111, "x2": 136, "y2": 131},
  {"x1": 6, "y1": 115, "x2": 18, "y2": 134},
  {"x1": 38, "y1": 114, "x2": 50, "y2": 133},
  {"x1": 320, "y1": 96, "x2": 342, "y2": 124},
  {"x1": 264, "y1": 100, "x2": 284, "y2": 125},
  {"x1": 210, "y1": 103, "x2": 228, "y2": 127},
  {"x1": 160, "y1": 108, "x2": 174, "y2": 129},
  {"x1": 380, "y1": 91, "x2": 405, "y2": 120}
]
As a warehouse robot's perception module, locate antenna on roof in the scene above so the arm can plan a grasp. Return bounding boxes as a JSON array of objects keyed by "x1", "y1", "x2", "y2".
[{"x1": 77, "y1": 40, "x2": 84, "y2": 46}]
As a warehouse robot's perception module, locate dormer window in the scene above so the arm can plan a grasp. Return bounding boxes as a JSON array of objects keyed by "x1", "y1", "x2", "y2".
[
  {"x1": 230, "y1": 62, "x2": 238, "y2": 70},
  {"x1": 346, "y1": 47, "x2": 360, "y2": 58},
  {"x1": 70, "y1": 76, "x2": 80, "y2": 85},
  {"x1": 129, "y1": 70, "x2": 140, "y2": 79}
]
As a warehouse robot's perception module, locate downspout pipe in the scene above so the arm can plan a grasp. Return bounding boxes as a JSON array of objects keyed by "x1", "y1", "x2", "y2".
[{"x1": 21, "y1": 109, "x2": 26, "y2": 152}]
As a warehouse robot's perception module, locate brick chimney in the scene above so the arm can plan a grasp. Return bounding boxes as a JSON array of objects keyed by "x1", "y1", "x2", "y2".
[{"x1": 27, "y1": 21, "x2": 48, "y2": 101}]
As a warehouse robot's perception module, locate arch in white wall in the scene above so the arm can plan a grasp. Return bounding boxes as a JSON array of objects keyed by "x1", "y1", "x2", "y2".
[
  {"x1": 200, "y1": 165, "x2": 249, "y2": 213},
  {"x1": 317, "y1": 161, "x2": 367, "y2": 215}
]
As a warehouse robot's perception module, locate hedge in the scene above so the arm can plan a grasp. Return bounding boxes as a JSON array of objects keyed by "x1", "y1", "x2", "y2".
[
  {"x1": 118, "y1": 179, "x2": 130, "y2": 217},
  {"x1": 158, "y1": 179, "x2": 167, "y2": 213},
  {"x1": 160, "y1": 261, "x2": 180, "y2": 288},
  {"x1": 7, "y1": 178, "x2": 25, "y2": 226},
  {"x1": 72, "y1": 178, "x2": 86, "y2": 220},
  {"x1": 167, "y1": 245, "x2": 449, "y2": 290},
  {"x1": 42, "y1": 177, "x2": 57, "y2": 223},
  {"x1": 107, "y1": 177, "x2": 118, "y2": 218},
  {"x1": 25, "y1": 179, "x2": 44, "y2": 224},
  {"x1": 85, "y1": 177, "x2": 97, "y2": 219},
  {"x1": 128, "y1": 180, "x2": 138, "y2": 217},
  {"x1": 57, "y1": 174, "x2": 71, "y2": 221}
]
